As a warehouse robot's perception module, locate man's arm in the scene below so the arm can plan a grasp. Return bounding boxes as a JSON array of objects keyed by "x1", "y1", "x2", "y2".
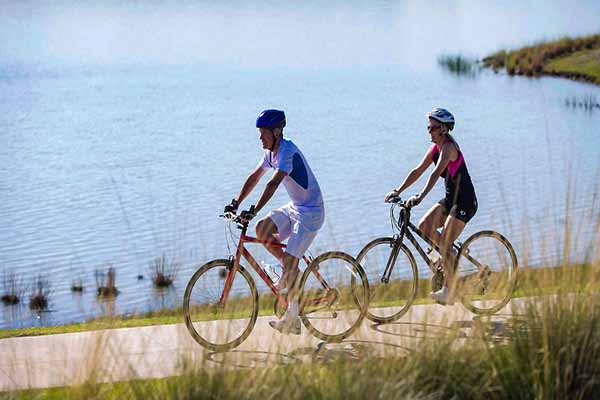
[
  {"x1": 235, "y1": 165, "x2": 267, "y2": 205},
  {"x1": 253, "y1": 170, "x2": 287, "y2": 214}
]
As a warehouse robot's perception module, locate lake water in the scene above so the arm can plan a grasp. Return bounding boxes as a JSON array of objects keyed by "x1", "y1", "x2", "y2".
[{"x1": 1, "y1": 0, "x2": 600, "y2": 329}]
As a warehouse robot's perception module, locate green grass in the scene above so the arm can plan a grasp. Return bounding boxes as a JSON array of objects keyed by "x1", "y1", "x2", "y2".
[
  {"x1": 11, "y1": 286, "x2": 600, "y2": 399},
  {"x1": 0, "y1": 293, "x2": 276, "y2": 339},
  {"x1": 2, "y1": 264, "x2": 596, "y2": 340},
  {"x1": 483, "y1": 33, "x2": 600, "y2": 84},
  {"x1": 544, "y1": 48, "x2": 600, "y2": 83}
]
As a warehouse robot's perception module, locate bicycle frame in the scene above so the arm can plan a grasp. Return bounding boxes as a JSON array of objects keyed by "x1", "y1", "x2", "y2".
[
  {"x1": 382, "y1": 204, "x2": 484, "y2": 283},
  {"x1": 219, "y1": 221, "x2": 331, "y2": 311}
]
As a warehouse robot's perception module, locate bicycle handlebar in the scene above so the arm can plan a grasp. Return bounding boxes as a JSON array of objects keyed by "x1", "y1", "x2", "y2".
[
  {"x1": 387, "y1": 196, "x2": 410, "y2": 208},
  {"x1": 220, "y1": 206, "x2": 255, "y2": 226},
  {"x1": 220, "y1": 211, "x2": 241, "y2": 222}
]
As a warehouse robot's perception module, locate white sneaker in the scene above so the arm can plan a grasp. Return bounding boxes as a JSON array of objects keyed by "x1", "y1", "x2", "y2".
[
  {"x1": 269, "y1": 316, "x2": 301, "y2": 335},
  {"x1": 430, "y1": 286, "x2": 454, "y2": 305}
]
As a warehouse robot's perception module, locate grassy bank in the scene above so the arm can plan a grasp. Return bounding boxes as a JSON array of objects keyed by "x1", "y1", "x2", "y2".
[
  {"x1": 0, "y1": 292, "x2": 277, "y2": 339},
  {"x1": 2, "y1": 263, "x2": 597, "y2": 340},
  {"x1": 11, "y1": 285, "x2": 600, "y2": 399},
  {"x1": 483, "y1": 33, "x2": 600, "y2": 85}
]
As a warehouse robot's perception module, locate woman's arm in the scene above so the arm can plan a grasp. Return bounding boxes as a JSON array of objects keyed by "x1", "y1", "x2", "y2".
[
  {"x1": 385, "y1": 147, "x2": 434, "y2": 201},
  {"x1": 415, "y1": 142, "x2": 453, "y2": 201}
]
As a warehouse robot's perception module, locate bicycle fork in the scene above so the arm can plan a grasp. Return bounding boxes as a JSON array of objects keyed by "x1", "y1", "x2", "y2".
[
  {"x1": 381, "y1": 235, "x2": 403, "y2": 284},
  {"x1": 218, "y1": 249, "x2": 244, "y2": 307}
]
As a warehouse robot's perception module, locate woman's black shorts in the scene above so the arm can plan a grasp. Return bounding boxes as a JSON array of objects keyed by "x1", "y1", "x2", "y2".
[{"x1": 439, "y1": 197, "x2": 478, "y2": 224}]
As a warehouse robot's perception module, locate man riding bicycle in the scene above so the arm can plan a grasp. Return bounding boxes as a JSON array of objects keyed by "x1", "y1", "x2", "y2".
[{"x1": 224, "y1": 109, "x2": 325, "y2": 334}]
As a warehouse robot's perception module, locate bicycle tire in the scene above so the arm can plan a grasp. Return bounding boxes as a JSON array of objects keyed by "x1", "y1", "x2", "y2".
[
  {"x1": 183, "y1": 259, "x2": 258, "y2": 352},
  {"x1": 298, "y1": 251, "x2": 369, "y2": 342},
  {"x1": 455, "y1": 231, "x2": 518, "y2": 315},
  {"x1": 356, "y1": 237, "x2": 419, "y2": 323}
]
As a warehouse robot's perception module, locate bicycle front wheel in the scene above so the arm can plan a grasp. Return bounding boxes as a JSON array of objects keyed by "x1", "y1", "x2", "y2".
[
  {"x1": 299, "y1": 251, "x2": 369, "y2": 342},
  {"x1": 356, "y1": 237, "x2": 418, "y2": 323},
  {"x1": 456, "y1": 231, "x2": 518, "y2": 315},
  {"x1": 183, "y1": 259, "x2": 258, "y2": 352}
]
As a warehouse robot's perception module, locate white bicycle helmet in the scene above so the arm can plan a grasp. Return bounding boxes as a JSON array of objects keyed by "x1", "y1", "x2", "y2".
[{"x1": 427, "y1": 108, "x2": 455, "y2": 131}]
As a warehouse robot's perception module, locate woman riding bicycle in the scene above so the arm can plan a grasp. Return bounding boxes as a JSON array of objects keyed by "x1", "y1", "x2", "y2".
[{"x1": 384, "y1": 108, "x2": 477, "y2": 305}]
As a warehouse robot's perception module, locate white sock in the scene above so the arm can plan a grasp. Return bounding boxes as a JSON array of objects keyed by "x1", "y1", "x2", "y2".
[{"x1": 435, "y1": 286, "x2": 448, "y2": 295}]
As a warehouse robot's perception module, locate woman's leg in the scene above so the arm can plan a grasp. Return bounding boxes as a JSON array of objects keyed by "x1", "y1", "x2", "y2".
[
  {"x1": 417, "y1": 203, "x2": 448, "y2": 246},
  {"x1": 439, "y1": 215, "x2": 466, "y2": 290}
]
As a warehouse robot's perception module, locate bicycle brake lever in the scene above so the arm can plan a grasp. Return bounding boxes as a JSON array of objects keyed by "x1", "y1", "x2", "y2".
[{"x1": 220, "y1": 212, "x2": 239, "y2": 222}]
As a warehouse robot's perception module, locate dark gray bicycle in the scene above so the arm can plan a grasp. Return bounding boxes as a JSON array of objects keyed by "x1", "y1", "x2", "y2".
[{"x1": 356, "y1": 196, "x2": 518, "y2": 324}]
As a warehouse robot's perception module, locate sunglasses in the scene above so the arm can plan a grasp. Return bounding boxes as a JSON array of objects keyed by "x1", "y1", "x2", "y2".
[{"x1": 427, "y1": 125, "x2": 442, "y2": 132}]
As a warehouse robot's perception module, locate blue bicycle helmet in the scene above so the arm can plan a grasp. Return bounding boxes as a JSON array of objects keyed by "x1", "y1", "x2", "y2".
[
  {"x1": 427, "y1": 108, "x2": 455, "y2": 131},
  {"x1": 256, "y1": 109, "x2": 286, "y2": 129}
]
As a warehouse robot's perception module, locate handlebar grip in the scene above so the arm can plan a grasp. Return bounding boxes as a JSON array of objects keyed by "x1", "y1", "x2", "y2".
[
  {"x1": 221, "y1": 211, "x2": 237, "y2": 220},
  {"x1": 389, "y1": 196, "x2": 403, "y2": 204}
]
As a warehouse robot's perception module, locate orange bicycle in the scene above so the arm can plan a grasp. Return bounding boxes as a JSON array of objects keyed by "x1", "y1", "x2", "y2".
[{"x1": 183, "y1": 211, "x2": 369, "y2": 352}]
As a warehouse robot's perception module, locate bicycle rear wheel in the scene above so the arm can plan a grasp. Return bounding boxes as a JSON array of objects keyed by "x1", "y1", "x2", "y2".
[
  {"x1": 183, "y1": 259, "x2": 258, "y2": 352},
  {"x1": 299, "y1": 251, "x2": 369, "y2": 342},
  {"x1": 456, "y1": 231, "x2": 518, "y2": 315},
  {"x1": 356, "y1": 237, "x2": 418, "y2": 323}
]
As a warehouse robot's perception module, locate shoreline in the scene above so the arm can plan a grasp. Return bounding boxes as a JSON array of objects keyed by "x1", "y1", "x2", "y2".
[
  {"x1": 482, "y1": 33, "x2": 600, "y2": 86},
  {"x1": 1, "y1": 263, "x2": 597, "y2": 340}
]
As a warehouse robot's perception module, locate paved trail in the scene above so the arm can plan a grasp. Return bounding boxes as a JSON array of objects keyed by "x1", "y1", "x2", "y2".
[{"x1": 0, "y1": 301, "x2": 520, "y2": 391}]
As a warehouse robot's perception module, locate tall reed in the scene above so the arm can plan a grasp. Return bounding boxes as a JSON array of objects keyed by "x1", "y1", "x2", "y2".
[
  {"x1": 1, "y1": 269, "x2": 26, "y2": 306},
  {"x1": 438, "y1": 54, "x2": 480, "y2": 77},
  {"x1": 28, "y1": 275, "x2": 50, "y2": 310},
  {"x1": 149, "y1": 253, "x2": 180, "y2": 288}
]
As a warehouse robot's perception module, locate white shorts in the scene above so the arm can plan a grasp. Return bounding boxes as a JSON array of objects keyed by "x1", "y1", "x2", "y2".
[{"x1": 267, "y1": 203, "x2": 325, "y2": 259}]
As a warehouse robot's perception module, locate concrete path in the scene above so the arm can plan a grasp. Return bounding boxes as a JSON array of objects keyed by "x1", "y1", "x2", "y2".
[{"x1": 0, "y1": 300, "x2": 521, "y2": 391}]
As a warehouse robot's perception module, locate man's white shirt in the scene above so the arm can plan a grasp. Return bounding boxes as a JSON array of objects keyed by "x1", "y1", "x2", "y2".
[{"x1": 257, "y1": 138, "x2": 324, "y2": 213}]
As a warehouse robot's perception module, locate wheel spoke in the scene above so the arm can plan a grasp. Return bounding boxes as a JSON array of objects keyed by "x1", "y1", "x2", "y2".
[
  {"x1": 457, "y1": 231, "x2": 518, "y2": 314},
  {"x1": 183, "y1": 261, "x2": 258, "y2": 351},
  {"x1": 300, "y1": 252, "x2": 369, "y2": 342},
  {"x1": 356, "y1": 238, "x2": 418, "y2": 323}
]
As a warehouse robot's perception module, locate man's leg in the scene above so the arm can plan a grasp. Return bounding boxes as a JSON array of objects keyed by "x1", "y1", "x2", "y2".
[
  {"x1": 269, "y1": 252, "x2": 302, "y2": 334},
  {"x1": 269, "y1": 211, "x2": 322, "y2": 334},
  {"x1": 282, "y1": 253, "x2": 301, "y2": 292},
  {"x1": 255, "y1": 217, "x2": 287, "y2": 262}
]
